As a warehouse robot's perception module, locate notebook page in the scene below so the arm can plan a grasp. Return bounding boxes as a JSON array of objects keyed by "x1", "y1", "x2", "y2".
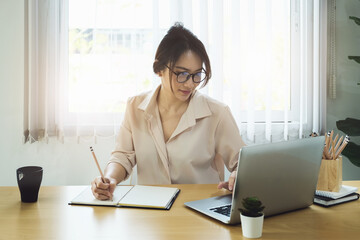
[
  {"x1": 70, "y1": 185, "x2": 133, "y2": 206},
  {"x1": 119, "y1": 185, "x2": 179, "y2": 208}
]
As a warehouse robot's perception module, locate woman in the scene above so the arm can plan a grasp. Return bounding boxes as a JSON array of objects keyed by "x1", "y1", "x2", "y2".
[{"x1": 92, "y1": 23, "x2": 245, "y2": 200}]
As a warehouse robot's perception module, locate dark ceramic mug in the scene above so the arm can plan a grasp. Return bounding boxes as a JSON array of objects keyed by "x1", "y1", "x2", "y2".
[{"x1": 16, "y1": 166, "x2": 43, "y2": 202}]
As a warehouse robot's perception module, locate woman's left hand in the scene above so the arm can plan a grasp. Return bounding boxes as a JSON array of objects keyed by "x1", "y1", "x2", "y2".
[{"x1": 217, "y1": 170, "x2": 237, "y2": 191}]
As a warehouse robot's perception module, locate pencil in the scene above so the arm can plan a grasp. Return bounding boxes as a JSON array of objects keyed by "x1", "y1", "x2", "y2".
[
  {"x1": 334, "y1": 136, "x2": 350, "y2": 159},
  {"x1": 332, "y1": 134, "x2": 339, "y2": 152},
  {"x1": 334, "y1": 135, "x2": 344, "y2": 154},
  {"x1": 90, "y1": 146, "x2": 105, "y2": 183},
  {"x1": 324, "y1": 132, "x2": 329, "y2": 146},
  {"x1": 324, "y1": 131, "x2": 332, "y2": 159},
  {"x1": 329, "y1": 130, "x2": 334, "y2": 142},
  {"x1": 328, "y1": 130, "x2": 334, "y2": 156},
  {"x1": 324, "y1": 131, "x2": 331, "y2": 159},
  {"x1": 331, "y1": 139, "x2": 335, "y2": 160}
]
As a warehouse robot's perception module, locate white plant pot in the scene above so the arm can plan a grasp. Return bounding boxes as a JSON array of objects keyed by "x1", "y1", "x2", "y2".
[{"x1": 240, "y1": 213, "x2": 264, "y2": 238}]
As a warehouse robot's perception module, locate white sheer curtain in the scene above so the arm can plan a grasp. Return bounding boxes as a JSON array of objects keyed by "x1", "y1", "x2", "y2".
[
  {"x1": 24, "y1": 0, "x2": 68, "y2": 143},
  {"x1": 24, "y1": 0, "x2": 328, "y2": 144}
]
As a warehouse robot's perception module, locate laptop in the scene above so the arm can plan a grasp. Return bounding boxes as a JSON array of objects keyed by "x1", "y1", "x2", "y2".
[{"x1": 184, "y1": 136, "x2": 325, "y2": 225}]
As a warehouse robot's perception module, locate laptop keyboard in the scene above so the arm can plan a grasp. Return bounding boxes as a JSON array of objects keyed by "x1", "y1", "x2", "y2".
[{"x1": 209, "y1": 204, "x2": 232, "y2": 217}]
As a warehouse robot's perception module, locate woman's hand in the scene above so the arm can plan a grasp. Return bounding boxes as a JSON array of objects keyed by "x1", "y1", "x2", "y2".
[
  {"x1": 91, "y1": 176, "x2": 117, "y2": 200},
  {"x1": 217, "y1": 170, "x2": 237, "y2": 191}
]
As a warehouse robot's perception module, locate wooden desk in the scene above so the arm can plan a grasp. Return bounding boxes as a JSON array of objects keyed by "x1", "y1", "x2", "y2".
[{"x1": 1, "y1": 181, "x2": 359, "y2": 240}]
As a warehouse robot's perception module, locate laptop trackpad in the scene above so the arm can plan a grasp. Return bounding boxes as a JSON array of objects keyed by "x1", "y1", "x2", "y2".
[
  {"x1": 185, "y1": 194, "x2": 232, "y2": 213},
  {"x1": 209, "y1": 194, "x2": 232, "y2": 206}
]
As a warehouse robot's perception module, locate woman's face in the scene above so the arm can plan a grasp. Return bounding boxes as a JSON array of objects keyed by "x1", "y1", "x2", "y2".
[{"x1": 160, "y1": 50, "x2": 202, "y2": 102}]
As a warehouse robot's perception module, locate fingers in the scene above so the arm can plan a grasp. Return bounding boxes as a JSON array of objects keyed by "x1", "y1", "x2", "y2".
[
  {"x1": 91, "y1": 177, "x2": 113, "y2": 200},
  {"x1": 227, "y1": 171, "x2": 237, "y2": 191},
  {"x1": 217, "y1": 171, "x2": 237, "y2": 191},
  {"x1": 227, "y1": 180, "x2": 234, "y2": 191},
  {"x1": 217, "y1": 181, "x2": 229, "y2": 190}
]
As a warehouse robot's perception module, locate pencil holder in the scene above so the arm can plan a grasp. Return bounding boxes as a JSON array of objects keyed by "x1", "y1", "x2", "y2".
[{"x1": 316, "y1": 156, "x2": 342, "y2": 192}]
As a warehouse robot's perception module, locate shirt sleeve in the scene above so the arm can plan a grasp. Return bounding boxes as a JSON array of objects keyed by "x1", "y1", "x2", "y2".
[
  {"x1": 215, "y1": 106, "x2": 246, "y2": 172},
  {"x1": 108, "y1": 98, "x2": 136, "y2": 180}
]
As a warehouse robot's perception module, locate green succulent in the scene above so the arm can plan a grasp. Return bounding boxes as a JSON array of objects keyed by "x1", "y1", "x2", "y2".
[{"x1": 239, "y1": 197, "x2": 265, "y2": 217}]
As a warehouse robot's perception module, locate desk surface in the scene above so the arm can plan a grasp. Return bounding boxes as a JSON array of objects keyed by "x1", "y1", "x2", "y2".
[{"x1": 1, "y1": 181, "x2": 359, "y2": 240}]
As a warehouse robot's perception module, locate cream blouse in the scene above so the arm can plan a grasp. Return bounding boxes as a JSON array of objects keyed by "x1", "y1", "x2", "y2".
[{"x1": 108, "y1": 85, "x2": 245, "y2": 184}]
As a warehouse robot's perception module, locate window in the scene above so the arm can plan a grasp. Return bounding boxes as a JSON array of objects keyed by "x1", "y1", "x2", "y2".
[{"x1": 24, "y1": 0, "x2": 327, "y2": 144}]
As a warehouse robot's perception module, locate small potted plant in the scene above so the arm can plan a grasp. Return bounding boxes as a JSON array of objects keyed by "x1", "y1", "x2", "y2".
[{"x1": 239, "y1": 197, "x2": 265, "y2": 238}]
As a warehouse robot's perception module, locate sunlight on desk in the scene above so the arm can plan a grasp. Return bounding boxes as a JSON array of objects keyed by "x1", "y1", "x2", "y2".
[{"x1": 0, "y1": 182, "x2": 359, "y2": 240}]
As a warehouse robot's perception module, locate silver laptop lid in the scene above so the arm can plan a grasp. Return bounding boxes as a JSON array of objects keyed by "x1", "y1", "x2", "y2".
[{"x1": 229, "y1": 136, "x2": 325, "y2": 224}]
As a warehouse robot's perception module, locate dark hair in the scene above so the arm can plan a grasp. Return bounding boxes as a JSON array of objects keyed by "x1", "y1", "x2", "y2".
[{"x1": 153, "y1": 22, "x2": 211, "y2": 88}]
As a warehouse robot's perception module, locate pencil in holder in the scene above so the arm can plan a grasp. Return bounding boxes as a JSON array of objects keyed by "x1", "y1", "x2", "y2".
[{"x1": 316, "y1": 156, "x2": 342, "y2": 192}]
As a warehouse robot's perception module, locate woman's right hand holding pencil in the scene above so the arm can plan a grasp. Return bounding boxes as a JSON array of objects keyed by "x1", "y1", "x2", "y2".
[
  {"x1": 91, "y1": 176, "x2": 117, "y2": 200},
  {"x1": 90, "y1": 146, "x2": 121, "y2": 200}
]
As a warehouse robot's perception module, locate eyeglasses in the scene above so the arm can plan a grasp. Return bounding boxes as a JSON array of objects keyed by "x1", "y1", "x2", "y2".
[{"x1": 166, "y1": 65, "x2": 206, "y2": 83}]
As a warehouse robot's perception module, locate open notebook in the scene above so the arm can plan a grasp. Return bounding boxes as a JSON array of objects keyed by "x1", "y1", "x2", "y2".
[{"x1": 69, "y1": 185, "x2": 180, "y2": 210}]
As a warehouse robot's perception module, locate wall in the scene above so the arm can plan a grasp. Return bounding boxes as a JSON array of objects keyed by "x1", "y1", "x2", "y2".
[
  {"x1": 326, "y1": 0, "x2": 360, "y2": 180},
  {"x1": 0, "y1": 0, "x2": 26, "y2": 186}
]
